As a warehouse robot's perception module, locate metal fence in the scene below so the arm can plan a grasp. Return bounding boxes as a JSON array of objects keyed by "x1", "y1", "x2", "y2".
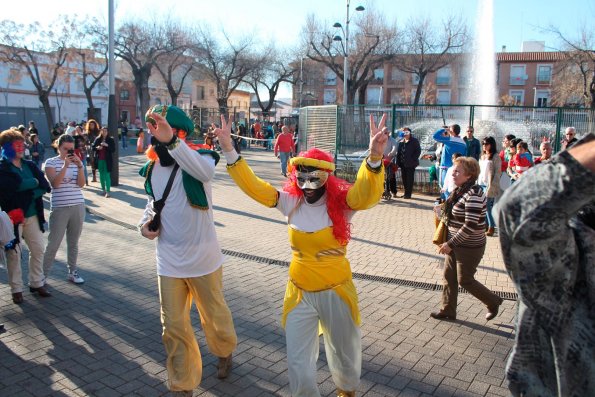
[
  {"x1": 299, "y1": 104, "x2": 595, "y2": 194},
  {"x1": 186, "y1": 107, "x2": 248, "y2": 137}
]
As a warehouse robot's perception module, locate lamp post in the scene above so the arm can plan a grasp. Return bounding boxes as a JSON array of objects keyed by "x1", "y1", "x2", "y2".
[{"x1": 333, "y1": 1, "x2": 365, "y2": 105}]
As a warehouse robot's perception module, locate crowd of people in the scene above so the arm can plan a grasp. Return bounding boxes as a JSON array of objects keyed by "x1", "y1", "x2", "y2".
[
  {"x1": 1, "y1": 108, "x2": 593, "y2": 397},
  {"x1": 0, "y1": 118, "x2": 125, "y2": 305}
]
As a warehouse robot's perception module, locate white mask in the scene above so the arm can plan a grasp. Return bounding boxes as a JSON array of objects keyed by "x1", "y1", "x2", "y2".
[{"x1": 296, "y1": 170, "x2": 329, "y2": 190}]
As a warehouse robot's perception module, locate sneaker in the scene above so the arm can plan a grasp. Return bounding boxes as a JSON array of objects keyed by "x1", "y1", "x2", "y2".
[{"x1": 68, "y1": 270, "x2": 85, "y2": 284}]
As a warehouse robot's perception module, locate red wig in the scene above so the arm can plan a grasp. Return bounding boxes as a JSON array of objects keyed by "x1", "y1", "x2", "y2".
[{"x1": 284, "y1": 148, "x2": 353, "y2": 245}]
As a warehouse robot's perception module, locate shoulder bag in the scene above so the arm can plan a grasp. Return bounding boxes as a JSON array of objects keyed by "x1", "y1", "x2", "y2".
[{"x1": 148, "y1": 164, "x2": 179, "y2": 232}]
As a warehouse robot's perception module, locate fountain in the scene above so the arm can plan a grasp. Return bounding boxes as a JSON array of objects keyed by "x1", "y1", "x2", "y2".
[{"x1": 469, "y1": 0, "x2": 497, "y2": 114}]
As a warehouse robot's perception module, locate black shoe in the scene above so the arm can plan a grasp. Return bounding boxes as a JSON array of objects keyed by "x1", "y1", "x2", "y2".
[
  {"x1": 12, "y1": 292, "x2": 24, "y2": 304},
  {"x1": 486, "y1": 297, "x2": 504, "y2": 321},
  {"x1": 29, "y1": 286, "x2": 52, "y2": 297},
  {"x1": 217, "y1": 354, "x2": 232, "y2": 379},
  {"x1": 430, "y1": 310, "x2": 456, "y2": 320}
]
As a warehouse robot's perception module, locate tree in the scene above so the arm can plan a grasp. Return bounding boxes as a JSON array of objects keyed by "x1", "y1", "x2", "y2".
[
  {"x1": 0, "y1": 17, "x2": 74, "y2": 131},
  {"x1": 115, "y1": 20, "x2": 169, "y2": 127},
  {"x1": 301, "y1": 9, "x2": 399, "y2": 105},
  {"x1": 194, "y1": 27, "x2": 256, "y2": 115},
  {"x1": 154, "y1": 22, "x2": 196, "y2": 106},
  {"x1": 550, "y1": 53, "x2": 591, "y2": 107},
  {"x1": 246, "y1": 45, "x2": 297, "y2": 118},
  {"x1": 547, "y1": 23, "x2": 595, "y2": 109},
  {"x1": 70, "y1": 17, "x2": 109, "y2": 121},
  {"x1": 52, "y1": 69, "x2": 70, "y2": 123},
  {"x1": 392, "y1": 15, "x2": 468, "y2": 105}
]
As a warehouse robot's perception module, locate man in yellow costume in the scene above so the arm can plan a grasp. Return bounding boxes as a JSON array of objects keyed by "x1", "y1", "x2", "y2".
[{"x1": 215, "y1": 114, "x2": 388, "y2": 397}]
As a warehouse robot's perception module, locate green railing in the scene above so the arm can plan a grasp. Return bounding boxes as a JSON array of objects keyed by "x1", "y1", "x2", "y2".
[{"x1": 299, "y1": 104, "x2": 594, "y2": 194}]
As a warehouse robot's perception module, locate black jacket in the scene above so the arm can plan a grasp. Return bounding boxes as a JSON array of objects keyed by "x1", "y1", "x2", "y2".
[
  {"x1": 92, "y1": 136, "x2": 116, "y2": 172},
  {"x1": 0, "y1": 158, "x2": 51, "y2": 231},
  {"x1": 396, "y1": 136, "x2": 422, "y2": 169}
]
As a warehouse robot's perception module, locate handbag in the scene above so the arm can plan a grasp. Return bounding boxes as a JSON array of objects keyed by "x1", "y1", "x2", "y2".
[
  {"x1": 147, "y1": 164, "x2": 179, "y2": 232},
  {"x1": 432, "y1": 220, "x2": 448, "y2": 246}
]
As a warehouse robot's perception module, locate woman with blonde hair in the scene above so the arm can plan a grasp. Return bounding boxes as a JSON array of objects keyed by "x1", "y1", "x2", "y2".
[{"x1": 431, "y1": 156, "x2": 503, "y2": 321}]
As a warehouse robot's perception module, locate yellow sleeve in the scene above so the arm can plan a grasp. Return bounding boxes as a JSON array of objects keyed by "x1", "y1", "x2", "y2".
[
  {"x1": 346, "y1": 159, "x2": 384, "y2": 210},
  {"x1": 226, "y1": 157, "x2": 279, "y2": 207}
]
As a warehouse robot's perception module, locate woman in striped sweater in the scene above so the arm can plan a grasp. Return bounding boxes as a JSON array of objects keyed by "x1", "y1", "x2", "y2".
[{"x1": 431, "y1": 157, "x2": 503, "y2": 321}]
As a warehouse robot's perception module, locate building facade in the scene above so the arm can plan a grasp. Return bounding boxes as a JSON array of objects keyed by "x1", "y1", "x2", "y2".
[
  {"x1": 292, "y1": 48, "x2": 577, "y2": 109},
  {"x1": 0, "y1": 46, "x2": 109, "y2": 143}
]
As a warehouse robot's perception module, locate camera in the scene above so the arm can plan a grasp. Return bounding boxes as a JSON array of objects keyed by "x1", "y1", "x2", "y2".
[{"x1": 67, "y1": 149, "x2": 75, "y2": 156}]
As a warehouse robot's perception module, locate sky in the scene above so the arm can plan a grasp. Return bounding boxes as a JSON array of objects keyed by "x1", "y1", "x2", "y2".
[{"x1": 4, "y1": 0, "x2": 594, "y2": 98}]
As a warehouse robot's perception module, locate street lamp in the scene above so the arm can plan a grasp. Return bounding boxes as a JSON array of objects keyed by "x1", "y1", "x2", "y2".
[{"x1": 332, "y1": 1, "x2": 365, "y2": 105}]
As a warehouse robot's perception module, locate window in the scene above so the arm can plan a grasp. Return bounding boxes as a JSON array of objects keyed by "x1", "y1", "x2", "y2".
[
  {"x1": 76, "y1": 74, "x2": 85, "y2": 92},
  {"x1": 367, "y1": 87, "x2": 382, "y2": 104},
  {"x1": 323, "y1": 89, "x2": 336, "y2": 104},
  {"x1": 535, "y1": 89, "x2": 550, "y2": 107},
  {"x1": 373, "y1": 68, "x2": 384, "y2": 83},
  {"x1": 537, "y1": 65, "x2": 552, "y2": 85},
  {"x1": 325, "y1": 70, "x2": 337, "y2": 85},
  {"x1": 120, "y1": 110, "x2": 129, "y2": 123},
  {"x1": 390, "y1": 90, "x2": 405, "y2": 104},
  {"x1": 391, "y1": 67, "x2": 404, "y2": 82},
  {"x1": 196, "y1": 85, "x2": 205, "y2": 100},
  {"x1": 120, "y1": 89, "x2": 130, "y2": 100},
  {"x1": 8, "y1": 68, "x2": 22, "y2": 85},
  {"x1": 509, "y1": 89, "x2": 524, "y2": 105},
  {"x1": 436, "y1": 67, "x2": 451, "y2": 85},
  {"x1": 510, "y1": 65, "x2": 526, "y2": 85},
  {"x1": 411, "y1": 73, "x2": 420, "y2": 84},
  {"x1": 97, "y1": 80, "x2": 108, "y2": 95},
  {"x1": 436, "y1": 89, "x2": 451, "y2": 105}
]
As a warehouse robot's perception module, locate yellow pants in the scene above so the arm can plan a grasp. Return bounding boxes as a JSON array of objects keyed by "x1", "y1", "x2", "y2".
[{"x1": 158, "y1": 267, "x2": 237, "y2": 391}]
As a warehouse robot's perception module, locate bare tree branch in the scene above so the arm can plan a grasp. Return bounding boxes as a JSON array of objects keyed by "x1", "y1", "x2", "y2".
[
  {"x1": 393, "y1": 15, "x2": 469, "y2": 104},
  {"x1": 0, "y1": 17, "x2": 75, "y2": 135}
]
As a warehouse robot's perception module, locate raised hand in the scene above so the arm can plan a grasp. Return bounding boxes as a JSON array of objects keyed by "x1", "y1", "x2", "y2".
[
  {"x1": 147, "y1": 112, "x2": 174, "y2": 144},
  {"x1": 213, "y1": 115, "x2": 234, "y2": 152},
  {"x1": 369, "y1": 113, "x2": 389, "y2": 158}
]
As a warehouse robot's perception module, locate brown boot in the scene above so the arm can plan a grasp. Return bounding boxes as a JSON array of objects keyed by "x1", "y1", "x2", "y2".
[
  {"x1": 217, "y1": 354, "x2": 232, "y2": 379},
  {"x1": 337, "y1": 389, "x2": 356, "y2": 397},
  {"x1": 486, "y1": 227, "x2": 495, "y2": 236},
  {"x1": 12, "y1": 292, "x2": 24, "y2": 304}
]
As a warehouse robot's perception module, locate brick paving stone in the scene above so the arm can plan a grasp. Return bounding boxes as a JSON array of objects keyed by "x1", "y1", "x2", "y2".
[{"x1": 0, "y1": 149, "x2": 518, "y2": 396}]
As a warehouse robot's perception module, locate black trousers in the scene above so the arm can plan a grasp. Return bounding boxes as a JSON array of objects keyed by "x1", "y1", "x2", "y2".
[
  {"x1": 401, "y1": 167, "x2": 416, "y2": 197},
  {"x1": 384, "y1": 164, "x2": 397, "y2": 195}
]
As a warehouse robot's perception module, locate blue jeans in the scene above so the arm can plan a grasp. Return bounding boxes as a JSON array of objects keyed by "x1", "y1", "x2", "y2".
[
  {"x1": 480, "y1": 185, "x2": 495, "y2": 228},
  {"x1": 81, "y1": 158, "x2": 88, "y2": 183},
  {"x1": 279, "y1": 152, "x2": 290, "y2": 175},
  {"x1": 122, "y1": 135, "x2": 128, "y2": 149}
]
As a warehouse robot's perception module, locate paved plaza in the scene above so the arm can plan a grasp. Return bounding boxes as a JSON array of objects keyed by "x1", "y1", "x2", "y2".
[{"x1": 1, "y1": 147, "x2": 517, "y2": 396}]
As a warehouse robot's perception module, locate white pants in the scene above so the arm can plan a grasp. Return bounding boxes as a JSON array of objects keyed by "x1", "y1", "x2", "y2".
[
  {"x1": 6, "y1": 215, "x2": 46, "y2": 292},
  {"x1": 285, "y1": 289, "x2": 361, "y2": 397}
]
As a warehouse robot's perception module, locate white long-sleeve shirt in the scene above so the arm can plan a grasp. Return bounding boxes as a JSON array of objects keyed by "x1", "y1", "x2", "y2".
[{"x1": 139, "y1": 140, "x2": 223, "y2": 278}]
